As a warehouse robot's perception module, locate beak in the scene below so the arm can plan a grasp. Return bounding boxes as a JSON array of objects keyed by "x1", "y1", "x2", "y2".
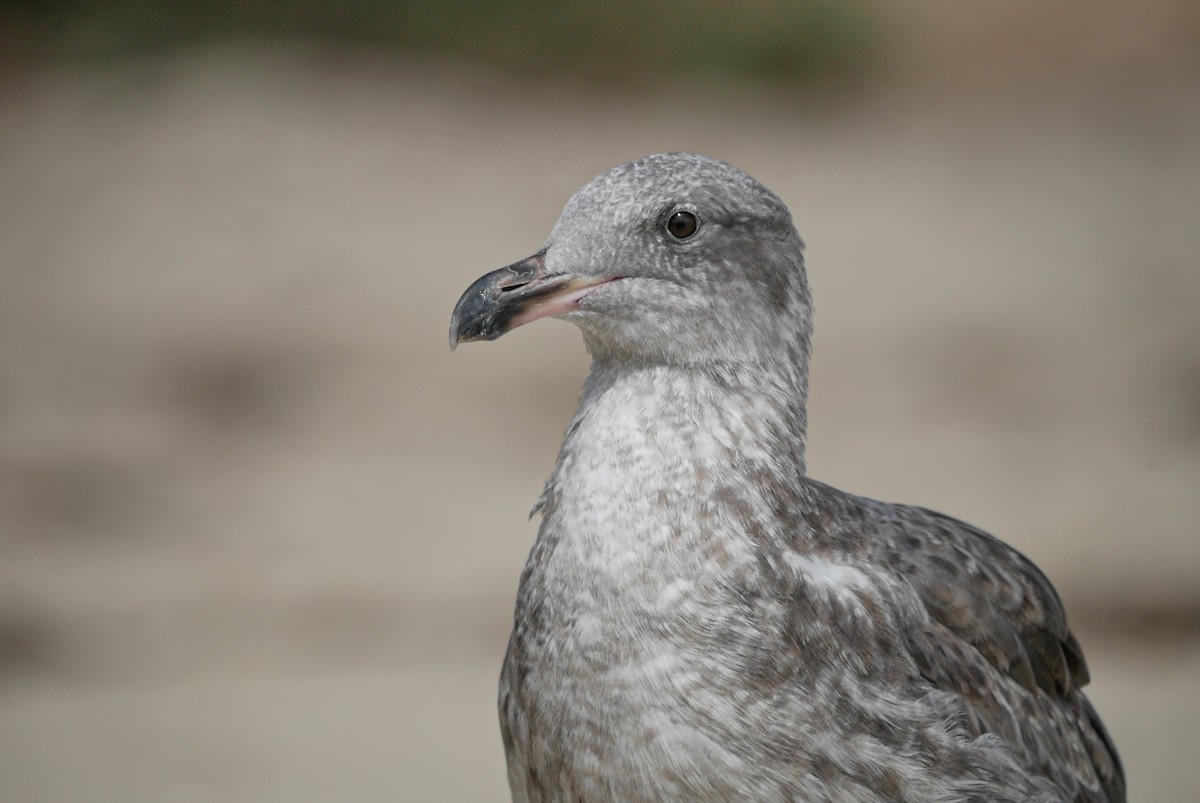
[{"x1": 449, "y1": 252, "x2": 617, "y2": 349}]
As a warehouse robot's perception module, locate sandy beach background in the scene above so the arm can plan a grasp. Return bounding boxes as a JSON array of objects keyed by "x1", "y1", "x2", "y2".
[{"x1": 2, "y1": 4, "x2": 1198, "y2": 800}]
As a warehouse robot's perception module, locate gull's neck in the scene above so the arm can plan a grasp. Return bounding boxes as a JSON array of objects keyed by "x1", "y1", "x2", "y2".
[
  {"x1": 537, "y1": 357, "x2": 809, "y2": 533},
  {"x1": 599, "y1": 356, "x2": 805, "y2": 465}
]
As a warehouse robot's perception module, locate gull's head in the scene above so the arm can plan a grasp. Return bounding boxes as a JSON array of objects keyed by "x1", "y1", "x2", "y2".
[{"x1": 450, "y1": 153, "x2": 811, "y2": 368}]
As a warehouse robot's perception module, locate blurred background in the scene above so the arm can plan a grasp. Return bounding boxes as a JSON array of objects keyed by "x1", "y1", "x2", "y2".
[{"x1": 1, "y1": 2, "x2": 1198, "y2": 800}]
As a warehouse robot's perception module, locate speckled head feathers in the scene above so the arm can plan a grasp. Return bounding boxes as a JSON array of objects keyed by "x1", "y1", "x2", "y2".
[
  {"x1": 542, "y1": 153, "x2": 812, "y2": 367},
  {"x1": 450, "y1": 153, "x2": 813, "y2": 371}
]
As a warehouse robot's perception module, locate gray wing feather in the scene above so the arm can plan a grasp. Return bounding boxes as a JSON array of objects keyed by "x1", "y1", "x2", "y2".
[{"x1": 879, "y1": 503, "x2": 1126, "y2": 802}]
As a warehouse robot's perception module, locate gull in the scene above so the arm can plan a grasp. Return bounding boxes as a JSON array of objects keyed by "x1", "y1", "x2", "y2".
[{"x1": 450, "y1": 153, "x2": 1124, "y2": 802}]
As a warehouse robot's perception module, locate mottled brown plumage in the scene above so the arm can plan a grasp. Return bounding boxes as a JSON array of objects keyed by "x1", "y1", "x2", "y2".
[{"x1": 802, "y1": 482, "x2": 1125, "y2": 801}]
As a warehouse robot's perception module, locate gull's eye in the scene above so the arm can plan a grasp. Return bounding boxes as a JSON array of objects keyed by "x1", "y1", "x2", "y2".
[{"x1": 666, "y1": 211, "x2": 699, "y2": 239}]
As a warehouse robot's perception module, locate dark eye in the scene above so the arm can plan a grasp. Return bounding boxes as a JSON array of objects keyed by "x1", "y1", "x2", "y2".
[{"x1": 666, "y1": 210, "x2": 698, "y2": 239}]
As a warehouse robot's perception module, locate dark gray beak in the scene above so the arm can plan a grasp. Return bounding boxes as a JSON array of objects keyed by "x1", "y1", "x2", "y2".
[{"x1": 449, "y1": 252, "x2": 617, "y2": 349}]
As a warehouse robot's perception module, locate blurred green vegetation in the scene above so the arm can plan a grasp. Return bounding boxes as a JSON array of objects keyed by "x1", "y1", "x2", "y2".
[{"x1": 1, "y1": 0, "x2": 883, "y2": 86}]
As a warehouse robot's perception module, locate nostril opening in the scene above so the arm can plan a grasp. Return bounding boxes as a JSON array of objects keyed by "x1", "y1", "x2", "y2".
[{"x1": 499, "y1": 281, "x2": 529, "y2": 293}]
